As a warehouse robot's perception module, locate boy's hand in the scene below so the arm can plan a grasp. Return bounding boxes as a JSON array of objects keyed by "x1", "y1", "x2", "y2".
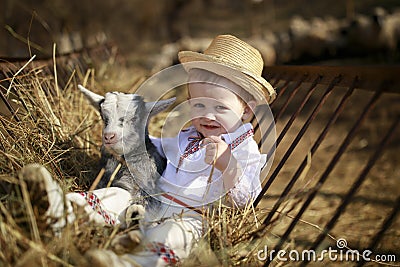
[{"x1": 202, "y1": 136, "x2": 231, "y2": 171}]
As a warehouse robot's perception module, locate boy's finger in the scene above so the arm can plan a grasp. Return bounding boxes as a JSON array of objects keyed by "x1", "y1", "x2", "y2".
[
  {"x1": 204, "y1": 142, "x2": 218, "y2": 165},
  {"x1": 204, "y1": 151, "x2": 216, "y2": 163},
  {"x1": 201, "y1": 136, "x2": 222, "y2": 146},
  {"x1": 208, "y1": 135, "x2": 223, "y2": 143},
  {"x1": 205, "y1": 148, "x2": 216, "y2": 158},
  {"x1": 200, "y1": 138, "x2": 214, "y2": 147},
  {"x1": 204, "y1": 155, "x2": 213, "y2": 165}
]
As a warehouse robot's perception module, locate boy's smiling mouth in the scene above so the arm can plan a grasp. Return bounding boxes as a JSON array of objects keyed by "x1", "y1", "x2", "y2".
[{"x1": 201, "y1": 124, "x2": 220, "y2": 130}]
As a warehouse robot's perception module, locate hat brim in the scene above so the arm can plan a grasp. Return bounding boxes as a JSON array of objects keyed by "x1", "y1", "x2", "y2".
[{"x1": 178, "y1": 51, "x2": 276, "y2": 104}]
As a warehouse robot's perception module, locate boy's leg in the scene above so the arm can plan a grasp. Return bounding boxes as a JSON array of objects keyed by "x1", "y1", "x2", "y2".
[
  {"x1": 18, "y1": 164, "x2": 133, "y2": 229},
  {"x1": 66, "y1": 187, "x2": 132, "y2": 225},
  {"x1": 135, "y1": 217, "x2": 203, "y2": 266},
  {"x1": 87, "y1": 217, "x2": 203, "y2": 267}
]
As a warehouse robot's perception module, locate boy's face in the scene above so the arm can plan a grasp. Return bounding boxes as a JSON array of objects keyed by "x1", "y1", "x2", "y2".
[{"x1": 188, "y1": 81, "x2": 252, "y2": 137}]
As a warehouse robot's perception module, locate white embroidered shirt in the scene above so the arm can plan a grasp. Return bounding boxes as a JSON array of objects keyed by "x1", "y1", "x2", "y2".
[{"x1": 151, "y1": 123, "x2": 266, "y2": 209}]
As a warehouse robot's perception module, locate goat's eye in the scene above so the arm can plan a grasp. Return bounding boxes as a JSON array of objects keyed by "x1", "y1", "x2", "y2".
[{"x1": 103, "y1": 117, "x2": 109, "y2": 126}]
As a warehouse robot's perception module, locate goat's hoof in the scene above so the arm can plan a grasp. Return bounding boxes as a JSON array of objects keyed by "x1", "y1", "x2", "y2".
[
  {"x1": 127, "y1": 204, "x2": 145, "y2": 219},
  {"x1": 121, "y1": 204, "x2": 145, "y2": 229},
  {"x1": 111, "y1": 230, "x2": 143, "y2": 254}
]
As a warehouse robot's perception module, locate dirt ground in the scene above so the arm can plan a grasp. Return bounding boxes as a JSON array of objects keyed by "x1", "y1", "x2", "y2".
[{"x1": 256, "y1": 81, "x2": 400, "y2": 266}]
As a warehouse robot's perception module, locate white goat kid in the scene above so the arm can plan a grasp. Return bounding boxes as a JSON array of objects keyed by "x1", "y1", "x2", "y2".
[
  {"x1": 75, "y1": 85, "x2": 175, "y2": 227},
  {"x1": 78, "y1": 86, "x2": 172, "y2": 192},
  {"x1": 17, "y1": 87, "x2": 175, "y2": 232}
]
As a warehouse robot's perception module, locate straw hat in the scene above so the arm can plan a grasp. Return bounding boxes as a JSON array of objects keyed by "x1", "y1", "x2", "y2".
[{"x1": 178, "y1": 34, "x2": 276, "y2": 104}]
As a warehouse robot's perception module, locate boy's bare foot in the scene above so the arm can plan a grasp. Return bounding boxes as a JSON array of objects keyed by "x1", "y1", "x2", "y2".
[
  {"x1": 18, "y1": 164, "x2": 51, "y2": 222},
  {"x1": 17, "y1": 164, "x2": 74, "y2": 232}
]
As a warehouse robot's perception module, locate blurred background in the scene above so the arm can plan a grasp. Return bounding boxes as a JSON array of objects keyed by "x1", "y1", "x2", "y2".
[{"x1": 1, "y1": 0, "x2": 400, "y2": 70}]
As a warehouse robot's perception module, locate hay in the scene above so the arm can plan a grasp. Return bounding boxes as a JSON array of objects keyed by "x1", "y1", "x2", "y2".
[
  {"x1": 0, "y1": 57, "x2": 102, "y2": 187},
  {"x1": 0, "y1": 53, "x2": 109, "y2": 266}
]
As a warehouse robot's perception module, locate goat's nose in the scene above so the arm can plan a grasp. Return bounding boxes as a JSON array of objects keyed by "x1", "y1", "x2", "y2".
[{"x1": 104, "y1": 132, "x2": 116, "y2": 142}]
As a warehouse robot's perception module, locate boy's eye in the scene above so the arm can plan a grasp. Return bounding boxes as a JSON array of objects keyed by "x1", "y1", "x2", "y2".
[
  {"x1": 216, "y1": 105, "x2": 228, "y2": 110},
  {"x1": 193, "y1": 103, "x2": 205, "y2": 108}
]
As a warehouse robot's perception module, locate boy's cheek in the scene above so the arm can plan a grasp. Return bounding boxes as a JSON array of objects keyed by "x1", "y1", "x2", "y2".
[{"x1": 189, "y1": 108, "x2": 200, "y2": 117}]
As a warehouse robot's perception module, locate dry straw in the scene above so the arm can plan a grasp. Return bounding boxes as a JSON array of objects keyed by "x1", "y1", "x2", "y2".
[{"x1": 0, "y1": 51, "x2": 108, "y2": 266}]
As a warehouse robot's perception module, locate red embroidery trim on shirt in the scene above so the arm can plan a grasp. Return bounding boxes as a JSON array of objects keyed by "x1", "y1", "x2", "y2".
[
  {"x1": 79, "y1": 192, "x2": 117, "y2": 225},
  {"x1": 146, "y1": 241, "x2": 180, "y2": 265},
  {"x1": 176, "y1": 128, "x2": 254, "y2": 172}
]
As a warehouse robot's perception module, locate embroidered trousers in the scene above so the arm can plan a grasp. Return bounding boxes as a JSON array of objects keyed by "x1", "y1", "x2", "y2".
[
  {"x1": 69, "y1": 189, "x2": 204, "y2": 266},
  {"x1": 53, "y1": 186, "x2": 202, "y2": 266},
  {"x1": 26, "y1": 161, "x2": 202, "y2": 266},
  {"x1": 95, "y1": 217, "x2": 203, "y2": 266}
]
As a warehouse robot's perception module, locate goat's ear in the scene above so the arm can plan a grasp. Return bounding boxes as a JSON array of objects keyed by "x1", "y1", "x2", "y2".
[
  {"x1": 78, "y1": 85, "x2": 104, "y2": 110},
  {"x1": 146, "y1": 97, "x2": 176, "y2": 117}
]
